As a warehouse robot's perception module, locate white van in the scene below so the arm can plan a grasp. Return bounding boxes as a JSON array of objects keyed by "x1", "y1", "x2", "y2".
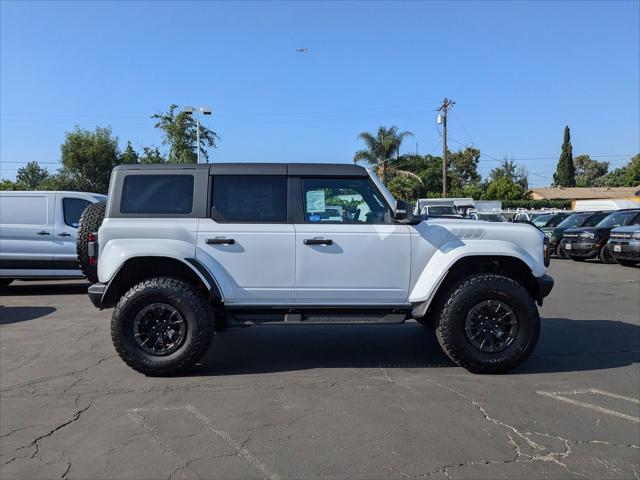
[{"x1": 0, "y1": 191, "x2": 106, "y2": 286}]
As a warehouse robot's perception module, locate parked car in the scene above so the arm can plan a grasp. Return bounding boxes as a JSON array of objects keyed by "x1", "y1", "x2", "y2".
[
  {"x1": 0, "y1": 190, "x2": 106, "y2": 286},
  {"x1": 542, "y1": 211, "x2": 611, "y2": 258},
  {"x1": 530, "y1": 212, "x2": 572, "y2": 229},
  {"x1": 560, "y1": 209, "x2": 640, "y2": 263},
  {"x1": 511, "y1": 211, "x2": 550, "y2": 223},
  {"x1": 468, "y1": 211, "x2": 507, "y2": 222},
  {"x1": 607, "y1": 225, "x2": 640, "y2": 267},
  {"x1": 419, "y1": 204, "x2": 463, "y2": 218},
  {"x1": 85, "y1": 163, "x2": 553, "y2": 376}
]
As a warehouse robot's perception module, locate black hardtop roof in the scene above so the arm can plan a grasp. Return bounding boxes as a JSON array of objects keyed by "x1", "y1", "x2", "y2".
[{"x1": 113, "y1": 162, "x2": 368, "y2": 177}]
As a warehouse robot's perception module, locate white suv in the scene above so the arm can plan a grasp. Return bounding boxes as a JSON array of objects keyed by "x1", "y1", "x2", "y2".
[
  {"x1": 86, "y1": 163, "x2": 553, "y2": 376},
  {"x1": 0, "y1": 190, "x2": 106, "y2": 286}
]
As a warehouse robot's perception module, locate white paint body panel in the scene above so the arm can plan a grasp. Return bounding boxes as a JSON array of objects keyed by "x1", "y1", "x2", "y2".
[
  {"x1": 294, "y1": 223, "x2": 411, "y2": 304},
  {"x1": 195, "y1": 220, "x2": 295, "y2": 305},
  {"x1": 97, "y1": 218, "x2": 199, "y2": 283}
]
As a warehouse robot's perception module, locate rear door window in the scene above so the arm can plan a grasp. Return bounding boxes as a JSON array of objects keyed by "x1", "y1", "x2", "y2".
[
  {"x1": 120, "y1": 175, "x2": 194, "y2": 214},
  {"x1": 211, "y1": 176, "x2": 287, "y2": 222},
  {"x1": 62, "y1": 198, "x2": 91, "y2": 227}
]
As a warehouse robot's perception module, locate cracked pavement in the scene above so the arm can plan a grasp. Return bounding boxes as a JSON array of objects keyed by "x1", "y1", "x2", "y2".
[{"x1": 1, "y1": 261, "x2": 639, "y2": 479}]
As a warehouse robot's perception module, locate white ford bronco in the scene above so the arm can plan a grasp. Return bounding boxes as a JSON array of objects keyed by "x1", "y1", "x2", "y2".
[{"x1": 85, "y1": 163, "x2": 553, "y2": 376}]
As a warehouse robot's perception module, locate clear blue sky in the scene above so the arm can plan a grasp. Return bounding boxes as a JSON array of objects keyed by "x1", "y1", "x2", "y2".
[{"x1": 1, "y1": 0, "x2": 638, "y2": 187}]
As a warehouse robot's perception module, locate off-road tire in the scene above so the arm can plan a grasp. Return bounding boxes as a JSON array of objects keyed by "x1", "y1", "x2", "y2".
[
  {"x1": 111, "y1": 277, "x2": 214, "y2": 376},
  {"x1": 599, "y1": 245, "x2": 615, "y2": 264},
  {"x1": 76, "y1": 202, "x2": 106, "y2": 284},
  {"x1": 0, "y1": 279, "x2": 13, "y2": 288},
  {"x1": 616, "y1": 259, "x2": 638, "y2": 267},
  {"x1": 434, "y1": 274, "x2": 540, "y2": 374}
]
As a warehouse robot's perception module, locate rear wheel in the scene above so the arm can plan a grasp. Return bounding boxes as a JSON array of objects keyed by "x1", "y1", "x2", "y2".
[
  {"x1": 599, "y1": 245, "x2": 615, "y2": 264},
  {"x1": 111, "y1": 277, "x2": 214, "y2": 376},
  {"x1": 434, "y1": 274, "x2": 540, "y2": 374},
  {"x1": 76, "y1": 202, "x2": 106, "y2": 284},
  {"x1": 0, "y1": 279, "x2": 13, "y2": 288}
]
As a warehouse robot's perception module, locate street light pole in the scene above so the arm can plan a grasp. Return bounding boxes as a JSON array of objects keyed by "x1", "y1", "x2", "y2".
[{"x1": 183, "y1": 106, "x2": 213, "y2": 163}]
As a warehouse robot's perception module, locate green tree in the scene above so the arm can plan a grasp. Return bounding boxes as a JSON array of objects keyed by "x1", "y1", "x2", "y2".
[
  {"x1": 354, "y1": 126, "x2": 418, "y2": 184},
  {"x1": 483, "y1": 159, "x2": 529, "y2": 200},
  {"x1": 596, "y1": 154, "x2": 640, "y2": 187},
  {"x1": 60, "y1": 126, "x2": 120, "y2": 194},
  {"x1": 15, "y1": 161, "x2": 50, "y2": 189},
  {"x1": 447, "y1": 147, "x2": 482, "y2": 196},
  {"x1": 387, "y1": 175, "x2": 422, "y2": 201},
  {"x1": 120, "y1": 141, "x2": 140, "y2": 165},
  {"x1": 151, "y1": 104, "x2": 219, "y2": 163},
  {"x1": 0, "y1": 179, "x2": 19, "y2": 190},
  {"x1": 139, "y1": 146, "x2": 165, "y2": 164},
  {"x1": 553, "y1": 126, "x2": 576, "y2": 187},
  {"x1": 573, "y1": 154, "x2": 609, "y2": 187},
  {"x1": 38, "y1": 172, "x2": 81, "y2": 191}
]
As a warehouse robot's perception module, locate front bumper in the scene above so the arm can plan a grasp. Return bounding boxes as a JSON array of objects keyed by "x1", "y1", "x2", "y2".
[
  {"x1": 608, "y1": 240, "x2": 640, "y2": 260},
  {"x1": 561, "y1": 239, "x2": 601, "y2": 258},
  {"x1": 88, "y1": 282, "x2": 107, "y2": 309},
  {"x1": 537, "y1": 274, "x2": 554, "y2": 303}
]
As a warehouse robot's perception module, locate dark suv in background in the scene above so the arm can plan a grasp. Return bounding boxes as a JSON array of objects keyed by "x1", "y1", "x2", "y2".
[
  {"x1": 560, "y1": 209, "x2": 640, "y2": 263},
  {"x1": 542, "y1": 211, "x2": 611, "y2": 258}
]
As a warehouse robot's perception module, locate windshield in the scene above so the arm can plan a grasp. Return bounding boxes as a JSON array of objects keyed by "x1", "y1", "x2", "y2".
[
  {"x1": 596, "y1": 211, "x2": 639, "y2": 228},
  {"x1": 557, "y1": 214, "x2": 588, "y2": 229},
  {"x1": 532, "y1": 213, "x2": 553, "y2": 227},
  {"x1": 428, "y1": 206, "x2": 457, "y2": 215}
]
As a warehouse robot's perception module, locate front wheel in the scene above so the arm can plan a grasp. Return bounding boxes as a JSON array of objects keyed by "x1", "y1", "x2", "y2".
[
  {"x1": 556, "y1": 245, "x2": 570, "y2": 259},
  {"x1": 599, "y1": 245, "x2": 616, "y2": 264},
  {"x1": 434, "y1": 274, "x2": 540, "y2": 374},
  {"x1": 111, "y1": 277, "x2": 214, "y2": 376}
]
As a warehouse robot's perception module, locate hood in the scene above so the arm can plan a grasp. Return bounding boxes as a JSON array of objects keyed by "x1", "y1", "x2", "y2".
[{"x1": 610, "y1": 225, "x2": 640, "y2": 234}]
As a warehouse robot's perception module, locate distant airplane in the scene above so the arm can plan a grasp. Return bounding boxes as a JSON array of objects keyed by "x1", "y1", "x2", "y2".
[{"x1": 296, "y1": 48, "x2": 308, "y2": 53}]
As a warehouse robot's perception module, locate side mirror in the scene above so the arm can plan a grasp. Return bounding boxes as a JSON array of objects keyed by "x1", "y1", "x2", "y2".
[
  {"x1": 394, "y1": 200, "x2": 410, "y2": 221},
  {"x1": 394, "y1": 200, "x2": 421, "y2": 224}
]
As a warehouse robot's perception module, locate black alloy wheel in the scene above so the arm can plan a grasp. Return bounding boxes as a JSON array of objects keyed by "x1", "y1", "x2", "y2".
[{"x1": 464, "y1": 300, "x2": 518, "y2": 353}]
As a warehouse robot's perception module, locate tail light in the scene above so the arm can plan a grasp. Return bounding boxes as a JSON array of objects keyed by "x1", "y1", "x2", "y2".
[{"x1": 88, "y1": 233, "x2": 98, "y2": 265}]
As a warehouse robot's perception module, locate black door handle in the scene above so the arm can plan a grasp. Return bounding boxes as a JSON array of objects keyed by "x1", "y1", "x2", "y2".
[
  {"x1": 58, "y1": 232, "x2": 72, "y2": 237},
  {"x1": 304, "y1": 239, "x2": 333, "y2": 246},
  {"x1": 36, "y1": 231, "x2": 50, "y2": 236},
  {"x1": 206, "y1": 238, "x2": 235, "y2": 245}
]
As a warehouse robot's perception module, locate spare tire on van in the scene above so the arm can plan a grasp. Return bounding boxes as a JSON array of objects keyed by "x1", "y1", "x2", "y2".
[{"x1": 76, "y1": 202, "x2": 106, "y2": 284}]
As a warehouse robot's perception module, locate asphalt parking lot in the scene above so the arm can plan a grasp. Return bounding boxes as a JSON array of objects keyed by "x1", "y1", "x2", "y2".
[{"x1": 1, "y1": 260, "x2": 639, "y2": 480}]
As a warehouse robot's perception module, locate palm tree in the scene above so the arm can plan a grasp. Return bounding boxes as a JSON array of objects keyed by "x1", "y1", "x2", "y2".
[{"x1": 353, "y1": 126, "x2": 421, "y2": 185}]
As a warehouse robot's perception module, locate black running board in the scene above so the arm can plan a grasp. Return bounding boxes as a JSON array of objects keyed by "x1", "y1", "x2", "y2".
[{"x1": 228, "y1": 311, "x2": 408, "y2": 326}]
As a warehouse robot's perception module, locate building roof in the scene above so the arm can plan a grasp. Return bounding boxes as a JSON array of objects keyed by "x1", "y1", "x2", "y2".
[{"x1": 529, "y1": 186, "x2": 640, "y2": 200}]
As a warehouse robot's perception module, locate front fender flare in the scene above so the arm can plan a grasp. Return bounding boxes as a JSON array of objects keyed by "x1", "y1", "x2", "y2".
[{"x1": 409, "y1": 239, "x2": 539, "y2": 306}]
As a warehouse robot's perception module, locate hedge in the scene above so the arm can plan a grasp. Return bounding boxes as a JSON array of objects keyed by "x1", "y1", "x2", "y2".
[{"x1": 501, "y1": 199, "x2": 572, "y2": 210}]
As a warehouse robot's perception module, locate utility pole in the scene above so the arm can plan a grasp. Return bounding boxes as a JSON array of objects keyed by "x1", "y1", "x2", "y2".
[{"x1": 437, "y1": 98, "x2": 455, "y2": 197}]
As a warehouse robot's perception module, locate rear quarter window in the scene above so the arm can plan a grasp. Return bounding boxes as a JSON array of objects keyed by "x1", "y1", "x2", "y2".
[{"x1": 120, "y1": 175, "x2": 194, "y2": 215}]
